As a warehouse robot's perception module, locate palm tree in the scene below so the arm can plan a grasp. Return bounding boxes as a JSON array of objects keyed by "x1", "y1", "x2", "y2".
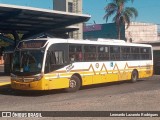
[{"x1": 104, "y1": 0, "x2": 138, "y2": 39}]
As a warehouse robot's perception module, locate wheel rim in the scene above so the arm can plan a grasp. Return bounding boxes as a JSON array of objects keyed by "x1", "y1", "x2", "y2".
[{"x1": 69, "y1": 79, "x2": 76, "y2": 88}]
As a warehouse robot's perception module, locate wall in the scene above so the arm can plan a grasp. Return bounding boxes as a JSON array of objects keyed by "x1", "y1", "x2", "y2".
[
  {"x1": 83, "y1": 23, "x2": 125, "y2": 40},
  {"x1": 53, "y1": 0, "x2": 66, "y2": 11},
  {"x1": 84, "y1": 22, "x2": 158, "y2": 42},
  {"x1": 53, "y1": 0, "x2": 83, "y2": 39},
  {"x1": 125, "y1": 22, "x2": 158, "y2": 43}
]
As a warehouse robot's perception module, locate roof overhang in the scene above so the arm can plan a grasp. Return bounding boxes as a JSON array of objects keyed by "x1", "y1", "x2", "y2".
[
  {"x1": 0, "y1": 4, "x2": 91, "y2": 39},
  {"x1": 51, "y1": 25, "x2": 79, "y2": 33}
]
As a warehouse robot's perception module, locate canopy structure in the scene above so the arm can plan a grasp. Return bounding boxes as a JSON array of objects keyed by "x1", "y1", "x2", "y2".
[{"x1": 0, "y1": 3, "x2": 90, "y2": 40}]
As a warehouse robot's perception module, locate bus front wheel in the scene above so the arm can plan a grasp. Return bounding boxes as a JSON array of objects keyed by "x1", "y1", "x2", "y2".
[
  {"x1": 65, "y1": 75, "x2": 81, "y2": 92},
  {"x1": 131, "y1": 70, "x2": 138, "y2": 83}
]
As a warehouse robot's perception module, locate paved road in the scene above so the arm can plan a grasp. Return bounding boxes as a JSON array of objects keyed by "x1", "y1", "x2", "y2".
[{"x1": 0, "y1": 76, "x2": 160, "y2": 120}]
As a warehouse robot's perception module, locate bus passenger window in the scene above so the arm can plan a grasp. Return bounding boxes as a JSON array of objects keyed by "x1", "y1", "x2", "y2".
[
  {"x1": 110, "y1": 46, "x2": 120, "y2": 61},
  {"x1": 84, "y1": 45, "x2": 97, "y2": 61},
  {"x1": 98, "y1": 46, "x2": 109, "y2": 61},
  {"x1": 78, "y1": 52, "x2": 82, "y2": 61},
  {"x1": 69, "y1": 45, "x2": 83, "y2": 62}
]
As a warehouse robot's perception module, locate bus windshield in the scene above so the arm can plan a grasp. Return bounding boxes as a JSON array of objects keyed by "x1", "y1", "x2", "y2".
[{"x1": 12, "y1": 50, "x2": 44, "y2": 75}]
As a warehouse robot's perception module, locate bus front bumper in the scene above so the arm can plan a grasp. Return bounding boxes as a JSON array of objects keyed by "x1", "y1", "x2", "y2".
[{"x1": 11, "y1": 80, "x2": 43, "y2": 90}]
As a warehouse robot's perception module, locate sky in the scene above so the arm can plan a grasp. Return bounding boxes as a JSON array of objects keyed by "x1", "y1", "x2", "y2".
[{"x1": 0, "y1": 0, "x2": 160, "y2": 25}]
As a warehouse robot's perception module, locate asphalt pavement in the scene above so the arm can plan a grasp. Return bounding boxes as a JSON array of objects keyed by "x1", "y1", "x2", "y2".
[{"x1": 0, "y1": 75, "x2": 159, "y2": 120}]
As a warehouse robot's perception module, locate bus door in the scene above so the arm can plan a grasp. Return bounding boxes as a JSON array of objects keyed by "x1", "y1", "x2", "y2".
[{"x1": 45, "y1": 43, "x2": 69, "y2": 89}]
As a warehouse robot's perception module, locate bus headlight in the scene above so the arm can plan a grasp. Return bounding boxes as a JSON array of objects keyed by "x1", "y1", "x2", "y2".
[
  {"x1": 33, "y1": 74, "x2": 43, "y2": 81},
  {"x1": 11, "y1": 73, "x2": 17, "y2": 81}
]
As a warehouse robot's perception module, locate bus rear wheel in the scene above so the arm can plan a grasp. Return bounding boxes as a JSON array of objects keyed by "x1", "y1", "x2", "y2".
[
  {"x1": 131, "y1": 70, "x2": 138, "y2": 83},
  {"x1": 65, "y1": 75, "x2": 81, "y2": 92}
]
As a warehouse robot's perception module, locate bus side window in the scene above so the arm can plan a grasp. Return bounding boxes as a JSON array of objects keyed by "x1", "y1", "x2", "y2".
[
  {"x1": 98, "y1": 46, "x2": 109, "y2": 61},
  {"x1": 110, "y1": 46, "x2": 120, "y2": 61},
  {"x1": 69, "y1": 45, "x2": 83, "y2": 62},
  {"x1": 54, "y1": 51, "x2": 64, "y2": 64},
  {"x1": 50, "y1": 52, "x2": 56, "y2": 64},
  {"x1": 84, "y1": 45, "x2": 97, "y2": 61},
  {"x1": 140, "y1": 48, "x2": 151, "y2": 60},
  {"x1": 121, "y1": 47, "x2": 131, "y2": 60},
  {"x1": 131, "y1": 47, "x2": 140, "y2": 60}
]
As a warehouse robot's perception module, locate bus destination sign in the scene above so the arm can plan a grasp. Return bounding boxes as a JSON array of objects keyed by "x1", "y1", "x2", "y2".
[{"x1": 18, "y1": 40, "x2": 47, "y2": 49}]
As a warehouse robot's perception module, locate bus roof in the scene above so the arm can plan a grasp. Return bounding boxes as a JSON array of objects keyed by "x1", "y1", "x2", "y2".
[{"x1": 26, "y1": 38, "x2": 152, "y2": 48}]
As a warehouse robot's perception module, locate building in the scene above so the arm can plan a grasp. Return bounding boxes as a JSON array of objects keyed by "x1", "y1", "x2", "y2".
[
  {"x1": 83, "y1": 23, "x2": 125, "y2": 40},
  {"x1": 125, "y1": 22, "x2": 158, "y2": 43},
  {"x1": 83, "y1": 22, "x2": 158, "y2": 43},
  {"x1": 53, "y1": 0, "x2": 83, "y2": 39}
]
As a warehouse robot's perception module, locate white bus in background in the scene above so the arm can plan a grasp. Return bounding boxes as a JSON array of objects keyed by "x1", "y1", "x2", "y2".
[{"x1": 11, "y1": 38, "x2": 153, "y2": 92}]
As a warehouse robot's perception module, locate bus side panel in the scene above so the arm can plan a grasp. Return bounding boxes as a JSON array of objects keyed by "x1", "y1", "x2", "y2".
[
  {"x1": 48, "y1": 78, "x2": 69, "y2": 90},
  {"x1": 138, "y1": 60, "x2": 153, "y2": 79},
  {"x1": 102, "y1": 73, "x2": 118, "y2": 82},
  {"x1": 44, "y1": 74, "x2": 69, "y2": 90},
  {"x1": 92, "y1": 75, "x2": 103, "y2": 84},
  {"x1": 82, "y1": 75, "x2": 93, "y2": 86},
  {"x1": 138, "y1": 67, "x2": 153, "y2": 79}
]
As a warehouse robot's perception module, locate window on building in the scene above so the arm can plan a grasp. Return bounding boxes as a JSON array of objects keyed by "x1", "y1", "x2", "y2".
[{"x1": 68, "y1": 2, "x2": 73, "y2": 12}]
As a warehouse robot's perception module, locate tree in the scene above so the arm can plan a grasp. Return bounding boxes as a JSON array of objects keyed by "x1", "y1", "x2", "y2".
[{"x1": 104, "y1": 0, "x2": 138, "y2": 39}]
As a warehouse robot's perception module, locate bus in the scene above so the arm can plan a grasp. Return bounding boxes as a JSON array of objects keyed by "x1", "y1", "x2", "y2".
[{"x1": 11, "y1": 38, "x2": 153, "y2": 92}]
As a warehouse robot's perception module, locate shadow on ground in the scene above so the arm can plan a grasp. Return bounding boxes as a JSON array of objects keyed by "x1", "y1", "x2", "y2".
[
  {"x1": 0, "y1": 84, "x2": 65, "y2": 97},
  {"x1": 0, "y1": 80, "x2": 145, "y2": 97}
]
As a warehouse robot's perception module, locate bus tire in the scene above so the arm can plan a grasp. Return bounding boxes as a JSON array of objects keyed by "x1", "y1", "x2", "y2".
[
  {"x1": 65, "y1": 75, "x2": 81, "y2": 92},
  {"x1": 131, "y1": 70, "x2": 138, "y2": 83}
]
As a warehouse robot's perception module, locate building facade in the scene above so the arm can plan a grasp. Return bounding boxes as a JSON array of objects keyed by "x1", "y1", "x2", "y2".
[
  {"x1": 83, "y1": 23, "x2": 125, "y2": 40},
  {"x1": 53, "y1": 0, "x2": 83, "y2": 39},
  {"x1": 84, "y1": 22, "x2": 158, "y2": 43},
  {"x1": 125, "y1": 22, "x2": 158, "y2": 43}
]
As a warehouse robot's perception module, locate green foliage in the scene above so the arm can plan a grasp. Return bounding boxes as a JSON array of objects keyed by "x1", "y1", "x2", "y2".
[
  {"x1": 0, "y1": 34, "x2": 14, "y2": 46},
  {"x1": 4, "y1": 34, "x2": 14, "y2": 39},
  {"x1": 0, "y1": 40, "x2": 10, "y2": 46},
  {"x1": 104, "y1": 0, "x2": 138, "y2": 39},
  {"x1": 0, "y1": 33, "x2": 23, "y2": 47}
]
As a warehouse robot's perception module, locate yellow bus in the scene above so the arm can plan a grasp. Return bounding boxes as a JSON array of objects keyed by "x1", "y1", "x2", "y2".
[{"x1": 11, "y1": 38, "x2": 153, "y2": 92}]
